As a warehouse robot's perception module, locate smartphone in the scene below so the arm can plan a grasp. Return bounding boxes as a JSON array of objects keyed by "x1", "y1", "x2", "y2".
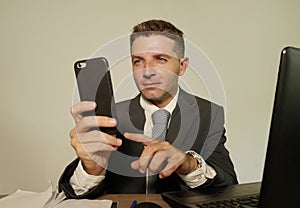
[{"x1": 74, "y1": 57, "x2": 117, "y2": 135}]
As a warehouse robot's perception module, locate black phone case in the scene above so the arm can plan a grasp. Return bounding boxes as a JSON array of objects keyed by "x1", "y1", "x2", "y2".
[{"x1": 74, "y1": 57, "x2": 117, "y2": 135}]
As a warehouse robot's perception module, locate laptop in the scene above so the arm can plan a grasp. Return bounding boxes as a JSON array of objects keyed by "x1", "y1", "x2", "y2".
[{"x1": 162, "y1": 46, "x2": 300, "y2": 208}]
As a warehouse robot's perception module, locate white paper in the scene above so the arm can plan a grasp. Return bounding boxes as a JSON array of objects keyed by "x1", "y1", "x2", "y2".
[
  {"x1": 0, "y1": 181, "x2": 113, "y2": 208},
  {"x1": 0, "y1": 186, "x2": 53, "y2": 208}
]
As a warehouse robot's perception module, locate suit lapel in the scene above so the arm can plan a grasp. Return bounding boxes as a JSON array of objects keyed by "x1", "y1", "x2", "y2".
[
  {"x1": 129, "y1": 95, "x2": 145, "y2": 132},
  {"x1": 166, "y1": 89, "x2": 200, "y2": 150},
  {"x1": 127, "y1": 95, "x2": 145, "y2": 156}
]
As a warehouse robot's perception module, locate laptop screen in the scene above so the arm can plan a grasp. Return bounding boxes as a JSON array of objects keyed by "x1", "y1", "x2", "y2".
[{"x1": 259, "y1": 46, "x2": 300, "y2": 207}]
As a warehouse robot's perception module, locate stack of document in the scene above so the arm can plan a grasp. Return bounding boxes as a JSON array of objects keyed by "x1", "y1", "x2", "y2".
[{"x1": 0, "y1": 182, "x2": 113, "y2": 208}]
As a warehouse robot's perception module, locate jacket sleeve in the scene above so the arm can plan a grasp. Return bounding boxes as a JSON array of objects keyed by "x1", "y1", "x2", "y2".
[
  {"x1": 193, "y1": 105, "x2": 238, "y2": 190},
  {"x1": 58, "y1": 158, "x2": 107, "y2": 199}
]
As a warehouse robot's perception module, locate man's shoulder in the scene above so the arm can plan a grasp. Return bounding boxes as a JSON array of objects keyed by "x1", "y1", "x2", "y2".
[{"x1": 179, "y1": 89, "x2": 222, "y2": 110}]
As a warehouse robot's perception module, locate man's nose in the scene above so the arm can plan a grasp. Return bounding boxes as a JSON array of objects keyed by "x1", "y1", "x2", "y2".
[
  {"x1": 143, "y1": 67, "x2": 157, "y2": 79},
  {"x1": 143, "y1": 61, "x2": 156, "y2": 78}
]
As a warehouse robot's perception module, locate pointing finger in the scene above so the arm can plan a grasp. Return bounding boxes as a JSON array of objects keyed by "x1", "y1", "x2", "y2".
[{"x1": 124, "y1": 132, "x2": 155, "y2": 145}]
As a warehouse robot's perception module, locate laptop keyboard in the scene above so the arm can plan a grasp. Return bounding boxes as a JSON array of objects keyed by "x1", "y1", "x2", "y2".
[{"x1": 196, "y1": 194, "x2": 259, "y2": 208}]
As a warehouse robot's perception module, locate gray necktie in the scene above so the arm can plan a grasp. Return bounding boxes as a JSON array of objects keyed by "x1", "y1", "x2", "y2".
[
  {"x1": 147, "y1": 109, "x2": 171, "y2": 194},
  {"x1": 151, "y1": 109, "x2": 171, "y2": 141}
]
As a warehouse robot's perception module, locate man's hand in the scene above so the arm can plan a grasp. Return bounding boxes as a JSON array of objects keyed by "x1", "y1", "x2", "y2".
[
  {"x1": 124, "y1": 132, "x2": 198, "y2": 178},
  {"x1": 70, "y1": 101, "x2": 122, "y2": 175}
]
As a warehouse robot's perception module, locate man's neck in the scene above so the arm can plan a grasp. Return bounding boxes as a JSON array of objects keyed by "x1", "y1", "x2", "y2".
[{"x1": 140, "y1": 87, "x2": 179, "y2": 114}]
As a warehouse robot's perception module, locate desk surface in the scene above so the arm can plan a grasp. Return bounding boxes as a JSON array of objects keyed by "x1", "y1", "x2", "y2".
[
  {"x1": 0, "y1": 194, "x2": 171, "y2": 208},
  {"x1": 99, "y1": 194, "x2": 171, "y2": 208}
]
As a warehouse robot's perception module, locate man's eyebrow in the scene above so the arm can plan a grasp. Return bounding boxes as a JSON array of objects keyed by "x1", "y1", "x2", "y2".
[
  {"x1": 131, "y1": 53, "x2": 177, "y2": 60},
  {"x1": 153, "y1": 53, "x2": 173, "y2": 59},
  {"x1": 131, "y1": 55, "x2": 143, "y2": 59}
]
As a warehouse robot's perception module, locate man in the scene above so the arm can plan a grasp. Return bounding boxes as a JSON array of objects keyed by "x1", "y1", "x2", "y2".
[{"x1": 59, "y1": 19, "x2": 238, "y2": 199}]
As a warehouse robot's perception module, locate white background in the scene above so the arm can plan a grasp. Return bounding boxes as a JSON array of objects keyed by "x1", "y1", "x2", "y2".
[{"x1": 1, "y1": 0, "x2": 300, "y2": 194}]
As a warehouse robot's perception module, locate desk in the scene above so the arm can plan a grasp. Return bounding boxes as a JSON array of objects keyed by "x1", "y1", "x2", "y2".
[
  {"x1": 99, "y1": 194, "x2": 171, "y2": 208},
  {"x1": 0, "y1": 194, "x2": 171, "y2": 208}
]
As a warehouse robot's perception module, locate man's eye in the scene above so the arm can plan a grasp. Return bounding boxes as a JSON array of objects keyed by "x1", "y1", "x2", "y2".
[
  {"x1": 133, "y1": 59, "x2": 141, "y2": 65},
  {"x1": 157, "y1": 57, "x2": 167, "y2": 63}
]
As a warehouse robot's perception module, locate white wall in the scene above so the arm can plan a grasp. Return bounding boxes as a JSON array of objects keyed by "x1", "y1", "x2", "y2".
[{"x1": 1, "y1": 0, "x2": 300, "y2": 194}]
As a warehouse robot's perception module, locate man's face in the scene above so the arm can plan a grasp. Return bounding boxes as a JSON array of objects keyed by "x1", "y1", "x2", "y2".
[{"x1": 131, "y1": 35, "x2": 188, "y2": 108}]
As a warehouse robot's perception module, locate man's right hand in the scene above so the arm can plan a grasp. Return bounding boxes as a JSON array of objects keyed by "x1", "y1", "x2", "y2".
[{"x1": 69, "y1": 101, "x2": 122, "y2": 175}]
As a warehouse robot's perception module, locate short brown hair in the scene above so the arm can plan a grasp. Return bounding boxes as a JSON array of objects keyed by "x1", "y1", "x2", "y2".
[{"x1": 130, "y1": 19, "x2": 185, "y2": 58}]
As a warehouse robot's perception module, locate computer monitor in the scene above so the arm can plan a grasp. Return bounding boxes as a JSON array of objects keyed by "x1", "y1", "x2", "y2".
[{"x1": 259, "y1": 46, "x2": 300, "y2": 207}]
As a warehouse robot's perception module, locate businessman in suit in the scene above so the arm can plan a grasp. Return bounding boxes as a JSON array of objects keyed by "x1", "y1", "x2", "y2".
[{"x1": 59, "y1": 19, "x2": 238, "y2": 199}]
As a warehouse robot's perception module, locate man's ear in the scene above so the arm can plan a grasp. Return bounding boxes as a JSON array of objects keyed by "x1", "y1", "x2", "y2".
[{"x1": 178, "y1": 57, "x2": 189, "y2": 76}]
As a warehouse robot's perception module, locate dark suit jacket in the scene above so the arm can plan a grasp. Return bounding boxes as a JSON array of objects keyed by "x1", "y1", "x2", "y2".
[{"x1": 59, "y1": 89, "x2": 238, "y2": 199}]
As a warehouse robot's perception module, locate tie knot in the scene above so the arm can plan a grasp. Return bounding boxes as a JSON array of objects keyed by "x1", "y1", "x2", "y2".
[{"x1": 152, "y1": 109, "x2": 171, "y2": 125}]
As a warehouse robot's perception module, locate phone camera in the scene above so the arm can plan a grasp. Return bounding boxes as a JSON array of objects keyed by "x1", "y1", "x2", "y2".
[{"x1": 77, "y1": 62, "x2": 87, "y2": 69}]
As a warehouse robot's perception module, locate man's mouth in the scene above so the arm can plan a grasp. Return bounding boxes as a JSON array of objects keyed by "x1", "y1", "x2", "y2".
[{"x1": 142, "y1": 83, "x2": 161, "y2": 88}]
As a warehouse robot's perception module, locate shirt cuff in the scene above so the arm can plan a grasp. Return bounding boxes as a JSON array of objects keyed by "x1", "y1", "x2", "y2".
[
  {"x1": 178, "y1": 153, "x2": 216, "y2": 188},
  {"x1": 70, "y1": 161, "x2": 105, "y2": 195}
]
